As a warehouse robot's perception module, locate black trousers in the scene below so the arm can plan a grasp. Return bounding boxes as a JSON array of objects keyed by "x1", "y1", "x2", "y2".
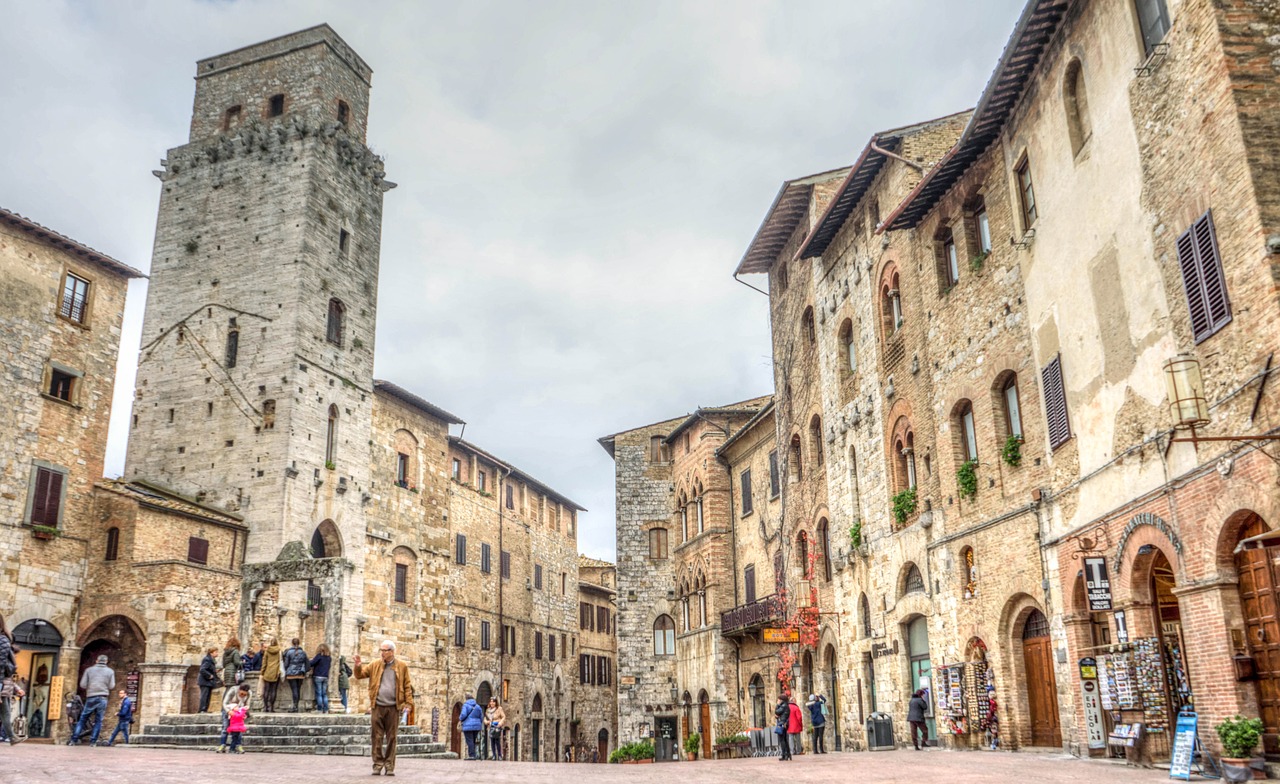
[
  {"x1": 197, "y1": 686, "x2": 213, "y2": 713},
  {"x1": 813, "y1": 724, "x2": 826, "y2": 753},
  {"x1": 288, "y1": 679, "x2": 302, "y2": 710},
  {"x1": 262, "y1": 679, "x2": 279, "y2": 712},
  {"x1": 910, "y1": 720, "x2": 928, "y2": 749},
  {"x1": 778, "y1": 730, "x2": 792, "y2": 759}
]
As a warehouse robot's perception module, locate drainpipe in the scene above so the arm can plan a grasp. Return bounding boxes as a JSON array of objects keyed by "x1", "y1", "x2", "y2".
[{"x1": 498, "y1": 466, "x2": 511, "y2": 699}]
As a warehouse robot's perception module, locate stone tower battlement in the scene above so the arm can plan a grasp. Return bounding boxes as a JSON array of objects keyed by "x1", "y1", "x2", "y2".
[{"x1": 190, "y1": 23, "x2": 373, "y2": 144}]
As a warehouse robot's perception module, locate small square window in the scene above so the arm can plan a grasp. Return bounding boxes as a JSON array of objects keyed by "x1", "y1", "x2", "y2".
[
  {"x1": 48, "y1": 369, "x2": 75, "y2": 402},
  {"x1": 339, "y1": 229, "x2": 350, "y2": 256},
  {"x1": 337, "y1": 100, "x2": 350, "y2": 125},
  {"x1": 268, "y1": 94, "x2": 285, "y2": 117}
]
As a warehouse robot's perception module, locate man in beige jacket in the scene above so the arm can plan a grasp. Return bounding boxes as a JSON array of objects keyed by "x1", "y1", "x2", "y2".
[{"x1": 353, "y1": 640, "x2": 413, "y2": 776}]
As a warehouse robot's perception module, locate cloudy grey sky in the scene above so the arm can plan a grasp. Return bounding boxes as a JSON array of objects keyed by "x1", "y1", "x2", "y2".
[{"x1": 0, "y1": 0, "x2": 1023, "y2": 560}]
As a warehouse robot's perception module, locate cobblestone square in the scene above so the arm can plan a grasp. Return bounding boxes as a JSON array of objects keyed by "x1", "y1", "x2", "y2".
[{"x1": 0, "y1": 745, "x2": 1174, "y2": 784}]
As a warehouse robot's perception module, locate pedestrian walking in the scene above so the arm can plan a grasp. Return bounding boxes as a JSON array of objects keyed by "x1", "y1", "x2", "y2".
[
  {"x1": 197, "y1": 647, "x2": 220, "y2": 713},
  {"x1": 70, "y1": 654, "x2": 116, "y2": 745},
  {"x1": 218, "y1": 684, "x2": 251, "y2": 753},
  {"x1": 222, "y1": 636, "x2": 243, "y2": 688},
  {"x1": 0, "y1": 614, "x2": 23, "y2": 746},
  {"x1": 282, "y1": 638, "x2": 309, "y2": 712},
  {"x1": 352, "y1": 640, "x2": 413, "y2": 776},
  {"x1": 908, "y1": 689, "x2": 929, "y2": 750},
  {"x1": 64, "y1": 692, "x2": 83, "y2": 740},
  {"x1": 226, "y1": 695, "x2": 250, "y2": 754},
  {"x1": 105, "y1": 689, "x2": 134, "y2": 746},
  {"x1": 486, "y1": 698, "x2": 506, "y2": 761},
  {"x1": 337, "y1": 654, "x2": 352, "y2": 713},
  {"x1": 787, "y1": 694, "x2": 804, "y2": 756},
  {"x1": 806, "y1": 693, "x2": 827, "y2": 754},
  {"x1": 459, "y1": 693, "x2": 483, "y2": 760},
  {"x1": 261, "y1": 638, "x2": 281, "y2": 712},
  {"x1": 309, "y1": 644, "x2": 332, "y2": 714},
  {"x1": 774, "y1": 695, "x2": 792, "y2": 761}
]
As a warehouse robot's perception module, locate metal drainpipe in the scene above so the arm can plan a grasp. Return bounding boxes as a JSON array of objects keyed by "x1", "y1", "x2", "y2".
[
  {"x1": 498, "y1": 466, "x2": 511, "y2": 698},
  {"x1": 719, "y1": 449, "x2": 742, "y2": 715}
]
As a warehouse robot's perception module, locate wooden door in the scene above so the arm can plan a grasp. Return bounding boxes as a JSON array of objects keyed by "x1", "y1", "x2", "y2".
[
  {"x1": 1236, "y1": 521, "x2": 1280, "y2": 756},
  {"x1": 598, "y1": 729, "x2": 608, "y2": 763},
  {"x1": 449, "y1": 702, "x2": 462, "y2": 757},
  {"x1": 699, "y1": 702, "x2": 712, "y2": 757},
  {"x1": 1022, "y1": 610, "x2": 1061, "y2": 747}
]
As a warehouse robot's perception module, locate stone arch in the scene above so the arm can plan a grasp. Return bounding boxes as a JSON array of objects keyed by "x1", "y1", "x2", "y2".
[
  {"x1": 1063, "y1": 57, "x2": 1091, "y2": 156},
  {"x1": 392, "y1": 428, "x2": 419, "y2": 488},
  {"x1": 990, "y1": 367, "x2": 1025, "y2": 441},
  {"x1": 1113, "y1": 523, "x2": 1184, "y2": 601},
  {"x1": 1212, "y1": 496, "x2": 1280, "y2": 572},
  {"x1": 997, "y1": 593, "x2": 1056, "y2": 749},
  {"x1": 311, "y1": 518, "x2": 343, "y2": 559},
  {"x1": 77, "y1": 612, "x2": 146, "y2": 648},
  {"x1": 788, "y1": 431, "x2": 803, "y2": 483},
  {"x1": 809, "y1": 412, "x2": 825, "y2": 468},
  {"x1": 899, "y1": 561, "x2": 925, "y2": 598}
]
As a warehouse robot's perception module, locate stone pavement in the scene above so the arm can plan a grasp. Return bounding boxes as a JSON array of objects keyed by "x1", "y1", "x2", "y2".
[{"x1": 0, "y1": 744, "x2": 1178, "y2": 783}]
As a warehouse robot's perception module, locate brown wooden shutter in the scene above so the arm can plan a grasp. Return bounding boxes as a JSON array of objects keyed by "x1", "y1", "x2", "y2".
[
  {"x1": 30, "y1": 467, "x2": 52, "y2": 525},
  {"x1": 1042, "y1": 354, "x2": 1072, "y2": 449},
  {"x1": 1176, "y1": 210, "x2": 1232, "y2": 343},
  {"x1": 187, "y1": 537, "x2": 209, "y2": 565}
]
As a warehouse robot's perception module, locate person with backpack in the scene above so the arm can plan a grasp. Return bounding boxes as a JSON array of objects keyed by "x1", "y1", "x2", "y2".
[
  {"x1": 337, "y1": 655, "x2": 352, "y2": 713},
  {"x1": 459, "y1": 693, "x2": 484, "y2": 761},
  {"x1": 105, "y1": 688, "x2": 134, "y2": 746},
  {"x1": 806, "y1": 693, "x2": 827, "y2": 753},
  {"x1": 282, "y1": 638, "x2": 309, "y2": 712},
  {"x1": 908, "y1": 689, "x2": 930, "y2": 750}
]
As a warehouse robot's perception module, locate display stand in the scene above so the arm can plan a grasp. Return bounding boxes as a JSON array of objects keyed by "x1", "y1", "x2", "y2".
[{"x1": 1168, "y1": 710, "x2": 1220, "y2": 781}]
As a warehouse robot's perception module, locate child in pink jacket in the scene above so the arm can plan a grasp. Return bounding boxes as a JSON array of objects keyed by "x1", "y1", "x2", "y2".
[{"x1": 226, "y1": 704, "x2": 249, "y2": 754}]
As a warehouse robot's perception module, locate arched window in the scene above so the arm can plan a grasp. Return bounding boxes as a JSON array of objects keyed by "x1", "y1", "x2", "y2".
[
  {"x1": 955, "y1": 400, "x2": 978, "y2": 463},
  {"x1": 775, "y1": 260, "x2": 789, "y2": 292},
  {"x1": 937, "y1": 226, "x2": 959, "y2": 289},
  {"x1": 961, "y1": 546, "x2": 977, "y2": 599},
  {"x1": 788, "y1": 434, "x2": 803, "y2": 484},
  {"x1": 797, "y1": 531, "x2": 811, "y2": 580},
  {"x1": 326, "y1": 298, "x2": 346, "y2": 347},
  {"x1": 892, "y1": 418, "x2": 917, "y2": 494},
  {"x1": 677, "y1": 492, "x2": 689, "y2": 543},
  {"x1": 653, "y1": 615, "x2": 675, "y2": 655},
  {"x1": 680, "y1": 581, "x2": 691, "y2": 631},
  {"x1": 903, "y1": 563, "x2": 925, "y2": 596},
  {"x1": 393, "y1": 429, "x2": 419, "y2": 489},
  {"x1": 818, "y1": 518, "x2": 832, "y2": 581},
  {"x1": 325, "y1": 404, "x2": 339, "y2": 466},
  {"x1": 749, "y1": 674, "x2": 767, "y2": 726},
  {"x1": 859, "y1": 593, "x2": 871, "y2": 638},
  {"x1": 312, "y1": 519, "x2": 342, "y2": 559},
  {"x1": 881, "y1": 267, "x2": 903, "y2": 337},
  {"x1": 839, "y1": 319, "x2": 856, "y2": 374},
  {"x1": 1064, "y1": 59, "x2": 1091, "y2": 156},
  {"x1": 694, "y1": 482, "x2": 705, "y2": 535},
  {"x1": 809, "y1": 415, "x2": 824, "y2": 468},
  {"x1": 802, "y1": 307, "x2": 816, "y2": 345},
  {"x1": 392, "y1": 546, "x2": 416, "y2": 604},
  {"x1": 697, "y1": 573, "x2": 708, "y2": 628},
  {"x1": 105, "y1": 526, "x2": 119, "y2": 561},
  {"x1": 967, "y1": 197, "x2": 992, "y2": 257},
  {"x1": 999, "y1": 374, "x2": 1023, "y2": 438},
  {"x1": 262, "y1": 399, "x2": 276, "y2": 430}
]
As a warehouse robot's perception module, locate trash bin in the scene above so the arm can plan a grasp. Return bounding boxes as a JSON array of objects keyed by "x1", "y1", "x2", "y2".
[{"x1": 866, "y1": 712, "x2": 895, "y2": 751}]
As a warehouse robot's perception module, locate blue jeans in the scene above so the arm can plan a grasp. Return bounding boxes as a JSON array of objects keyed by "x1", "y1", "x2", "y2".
[
  {"x1": 72, "y1": 696, "x2": 107, "y2": 744},
  {"x1": 464, "y1": 729, "x2": 478, "y2": 759},
  {"x1": 228, "y1": 731, "x2": 243, "y2": 752},
  {"x1": 339, "y1": 687, "x2": 348, "y2": 710},
  {"x1": 108, "y1": 719, "x2": 131, "y2": 745},
  {"x1": 313, "y1": 677, "x2": 329, "y2": 712}
]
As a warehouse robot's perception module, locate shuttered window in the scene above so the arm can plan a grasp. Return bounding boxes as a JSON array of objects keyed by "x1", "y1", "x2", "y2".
[
  {"x1": 455, "y1": 616, "x2": 466, "y2": 647},
  {"x1": 534, "y1": 631, "x2": 543, "y2": 660},
  {"x1": 455, "y1": 534, "x2": 467, "y2": 565},
  {"x1": 744, "y1": 564, "x2": 756, "y2": 604},
  {"x1": 29, "y1": 466, "x2": 65, "y2": 527},
  {"x1": 1177, "y1": 210, "x2": 1232, "y2": 344},
  {"x1": 187, "y1": 537, "x2": 209, "y2": 565},
  {"x1": 481, "y1": 621, "x2": 491, "y2": 651},
  {"x1": 481, "y1": 542, "x2": 491, "y2": 574},
  {"x1": 394, "y1": 563, "x2": 408, "y2": 603},
  {"x1": 1041, "y1": 354, "x2": 1072, "y2": 450}
]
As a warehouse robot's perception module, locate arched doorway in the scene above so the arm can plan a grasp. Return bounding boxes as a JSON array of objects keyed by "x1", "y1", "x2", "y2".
[
  {"x1": 698, "y1": 690, "x2": 712, "y2": 758},
  {"x1": 513, "y1": 723, "x2": 521, "y2": 761},
  {"x1": 450, "y1": 702, "x2": 462, "y2": 757},
  {"x1": 801, "y1": 650, "x2": 814, "y2": 699},
  {"x1": 531, "y1": 693, "x2": 543, "y2": 761},
  {"x1": 476, "y1": 682, "x2": 493, "y2": 758},
  {"x1": 749, "y1": 674, "x2": 766, "y2": 727},
  {"x1": 12, "y1": 619, "x2": 63, "y2": 738},
  {"x1": 310, "y1": 519, "x2": 342, "y2": 558},
  {"x1": 1234, "y1": 513, "x2": 1280, "y2": 755},
  {"x1": 597, "y1": 728, "x2": 609, "y2": 763},
  {"x1": 824, "y1": 644, "x2": 840, "y2": 750},
  {"x1": 906, "y1": 616, "x2": 933, "y2": 742},
  {"x1": 1021, "y1": 609, "x2": 1060, "y2": 746}
]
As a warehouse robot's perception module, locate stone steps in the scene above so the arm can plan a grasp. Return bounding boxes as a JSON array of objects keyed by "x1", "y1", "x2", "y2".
[{"x1": 134, "y1": 713, "x2": 454, "y2": 758}]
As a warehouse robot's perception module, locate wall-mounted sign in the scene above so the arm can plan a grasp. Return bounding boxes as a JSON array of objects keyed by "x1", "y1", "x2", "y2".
[
  {"x1": 1114, "y1": 610, "x2": 1129, "y2": 643},
  {"x1": 871, "y1": 639, "x2": 900, "y2": 659},
  {"x1": 1079, "y1": 658, "x2": 1106, "y2": 750},
  {"x1": 619, "y1": 676, "x2": 637, "y2": 687},
  {"x1": 763, "y1": 628, "x2": 799, "y2": 644},
  {"x1": 1084, "y1": 557, "x2": 1112, "y2": 610}
]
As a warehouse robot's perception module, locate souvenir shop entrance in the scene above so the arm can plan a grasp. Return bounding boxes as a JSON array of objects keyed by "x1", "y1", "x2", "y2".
[
  {"x1": 934, "y1": 638, "x2": 999, "y2": 749},
  {"x1": 906, "y1": 616, "x2": 935, "y2": 741},
  {"x1": 12, "y1": 619, "x2": 62, "y2": 739}
]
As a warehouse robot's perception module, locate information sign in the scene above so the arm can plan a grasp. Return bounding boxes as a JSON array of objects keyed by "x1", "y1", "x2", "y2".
[
  {"x1": 1169, "y1": 711, "x2": 1197, "y2": 780},
  {"x1": 763, "y1": 628, "x2": 799, "y2": 643}
]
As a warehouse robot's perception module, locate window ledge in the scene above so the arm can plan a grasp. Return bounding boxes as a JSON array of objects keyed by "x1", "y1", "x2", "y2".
[
  {"x1": 56, "y1": 314, "x2": 91, "y2": 331},
  {"x1": 741, "y1": 509, "x2": 754, "y2": 519},
  {"x1": 40, "y1": 393, "x2": 80, "y2": 409}
]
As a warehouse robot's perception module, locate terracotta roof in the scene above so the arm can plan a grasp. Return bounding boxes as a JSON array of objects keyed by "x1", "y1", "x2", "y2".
[
  {"x1": 373, "y1": 380, "x2": 465, "y2": 425},
  {"x1": 883, "y1": 0, "x2": 1070, "y2": 231},
  {"x1": 716, "y1": 399, "x2": 776, "y2": 456},
  {"x1": 663, "y1": 394, "x2": 773, "y2": 446},
  {"x1": 596, "y1": 413, "x2": 693, "y2": 458},
  {"x1": 734, "y1": 167, "x2": 851, "y2": 276},
  {"x1": 797, "y1": 111, "x2": 973, "y2": 259},
  {"x1": 96, "y1": 479, "x2": 245, "y2": 527},
  {"x1": 0, "y1": 207, "x2": 145, "y2": 279},
  {"x1": 578, "y1": 554, "x2": 615, "y2": 570}
]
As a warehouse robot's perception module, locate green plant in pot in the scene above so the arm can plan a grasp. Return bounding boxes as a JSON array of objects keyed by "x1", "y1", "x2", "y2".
[
  {"x1": 848, "y1": 519, "x2": 863, "y2": 550},
  {"x1": 684, "y1": 732, "x2": 700, "y2": 760},
  {"x1": 956, "y1": 459, "x2": 978, "y2": 500},
  {"x1": 892, "y1": 487, "x2": 918, "y2": 528},
  {"x1": 1216, "y1": 715, "x2": 1263, "y2": 762},
  {"x1": 1001, "y1": 434, "x2": 1023, "y2": 467}
]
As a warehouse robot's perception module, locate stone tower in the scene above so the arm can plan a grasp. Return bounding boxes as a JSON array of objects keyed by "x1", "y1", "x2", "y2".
[{"x1": 125, "y1": 25, "x2": 391, "y2": 645}]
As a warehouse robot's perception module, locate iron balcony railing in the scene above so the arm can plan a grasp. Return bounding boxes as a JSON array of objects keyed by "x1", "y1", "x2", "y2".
[{"x1": 721, "y1": 594, "x2": 783, "y2": 636}]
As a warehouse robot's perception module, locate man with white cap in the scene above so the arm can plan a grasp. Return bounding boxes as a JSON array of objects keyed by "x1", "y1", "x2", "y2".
[{"x1": 69, "y1": 654, "x2": 115, "y2": 746}]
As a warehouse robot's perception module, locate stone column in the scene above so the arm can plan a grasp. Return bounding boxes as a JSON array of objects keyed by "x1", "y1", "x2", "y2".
[
  {"x1": 137, "y1": 663, "x2": 190, "y2": 726},
  {"x1": 244, "y1": 671, "x2": 264, "y2": 711}
]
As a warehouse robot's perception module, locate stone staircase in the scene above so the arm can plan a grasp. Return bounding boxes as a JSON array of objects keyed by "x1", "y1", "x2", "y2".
[{"x1": 135, "y1": 713, "x2": 455, "y2": 758}]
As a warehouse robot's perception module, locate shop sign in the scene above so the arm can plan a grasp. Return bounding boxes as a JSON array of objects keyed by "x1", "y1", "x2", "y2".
[
  {"x1": 126, "y1": 670, "x2": 140, "y2": 703},
  {"x1": 1078, "y1": 661, "x2": 1106, "y2": 750},
  {"x1": 48, "y1": 676, "x2": 63, "y2": 720},
  {"x1": 1113, "y1": 512, "x2": 1183, "y2": 572},
  {"x1": 1114, "y1": 610, "x2": 1129, "y2": 643},
  {"x1": 763, "y1": 628, "x2": 799, "y2": 644},
  {"x1": 871, "y1": 639, "x2": 900, "y2": 659},
  {"x1": 1083, "y1": 557, "x2": 1112, "y2": 610},
  {"x1": 620, "y1": 676, "x2": 637, "y2": 686}
]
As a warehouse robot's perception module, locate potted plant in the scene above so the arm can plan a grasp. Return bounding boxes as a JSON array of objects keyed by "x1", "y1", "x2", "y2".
[
  {"x1": 1002, "y1": 434, "x2": 1023, "y2": 467},
  {"x1": 956, "y1": 459, "x2": 978, "y2": 501},
  {"x1": 31, "y1": 524, "x2": 60, "y2": 540},
  {"x1": 892, "y1": 487, "x2": 918, "y2": 528},
  {"x1": 634, "y1": 740, "x2": 655, "y2": 764},
  {"x1": 684, "y1": 732, "x2": 700, "y2": 761},
  {"x1": 1216, "y1": 715, "x2": 1264, "y2": 779}
]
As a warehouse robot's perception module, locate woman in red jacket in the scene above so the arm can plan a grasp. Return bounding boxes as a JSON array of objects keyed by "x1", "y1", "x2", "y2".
[{"x1": 787, "y1": 695, "x2": 805, "y2": 755}]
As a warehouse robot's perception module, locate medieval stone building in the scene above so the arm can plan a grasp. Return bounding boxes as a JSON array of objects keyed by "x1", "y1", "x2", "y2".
[{"x1": 0, "y1": 25, "x2": 616, "y2": 758}]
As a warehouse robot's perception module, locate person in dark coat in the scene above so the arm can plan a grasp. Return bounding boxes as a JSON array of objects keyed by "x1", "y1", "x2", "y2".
[
  {"x1": 0, "y1": 614, "x2": 22, "y2": 745},
  {"x1": 459, "y1": 694, "x2": 484, "y2": 760},
  {"x1": 774, "y1": 695, "x2": 792, "y2": 761},
  {"x1": 337, "y1": 655, "x2": 352, "y2": 713},
  {"x1": 908, "y1": 689, "x2": 930, "y2": 750},
  {"x1": 806, "y1": 693, "x2": 827, "y2": 753},
  {"x1": 106, "y1": 688, "x2": 134, "y2": 746},
  {"x1": 197, "y1": 647, "x2": 220, "y2": 713},
  {"x1": 282, "y1": 638, "x2": 309, "y2": 712},
  {"x1": 309, "y1": 644, "x2": 332, "y2": 714}
]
